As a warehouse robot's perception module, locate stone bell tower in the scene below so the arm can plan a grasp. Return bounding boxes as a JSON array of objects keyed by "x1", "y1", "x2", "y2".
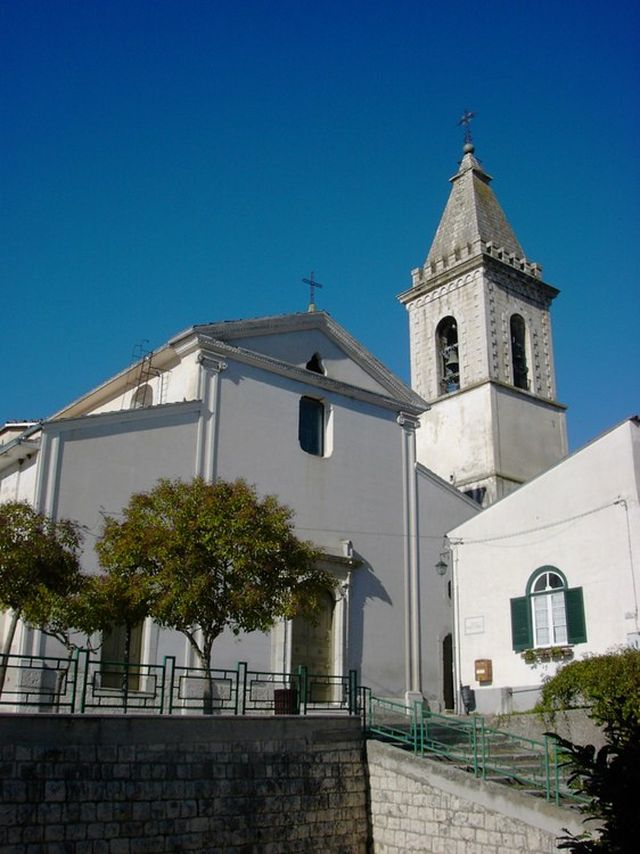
[{"x1": 399, "y1": 140, "x2": 567, "y2": 506}]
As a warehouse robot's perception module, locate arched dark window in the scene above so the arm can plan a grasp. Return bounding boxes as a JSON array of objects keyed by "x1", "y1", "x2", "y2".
[
  {"x1": 510, "y1": 314, "x2": 529, "y2": 390},
  {"x1": 306, "y1": 353, "x2": 324, "y2": 374},
  {"x1": 436, "y1": 316, "x2": 460, "y2": 394},
  {"x1": 299, "y1": 397, "x2": 324, "y2": 456},
  {"x1": 131, "y1": 384, "x2": 153, "y2": 409}
]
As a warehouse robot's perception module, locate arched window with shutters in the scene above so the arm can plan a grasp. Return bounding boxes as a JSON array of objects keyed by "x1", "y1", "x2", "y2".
[
  {"x1": 436, "y1": 316, "x2": 460, "y2": 395},
  {"x1": 510, "y1": 566, "x2": 587, "y2": 652},
  {"x1": 510, "y1": 314, "x2": 529, "y2": 390}
]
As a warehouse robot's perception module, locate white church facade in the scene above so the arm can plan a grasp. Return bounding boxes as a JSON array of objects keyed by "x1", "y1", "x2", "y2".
[{"x1": 0, "y1": 311, "x2": 478, "y2": 709}]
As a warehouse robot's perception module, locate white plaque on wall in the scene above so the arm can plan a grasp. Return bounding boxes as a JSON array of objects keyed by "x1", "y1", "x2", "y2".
[{"x1": 464, "y1": 616, "x2": 485, "y2": 635}]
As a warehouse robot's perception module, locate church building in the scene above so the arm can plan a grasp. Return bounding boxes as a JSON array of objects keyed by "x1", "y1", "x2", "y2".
[
  {"x1": 2, "y1": 135, "x2": 633, "y2": 717},
  {"x1": 0, "y1": 311, "x2": 478, "y2": 709}
]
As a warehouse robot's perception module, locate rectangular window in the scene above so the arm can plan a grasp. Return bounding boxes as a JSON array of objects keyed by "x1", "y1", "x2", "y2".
[
  {"x1": 533, "y1": 595, "x2": 550, "y2": 645},
  {"x1": 299, "y1": 397, "x2": 324, "y2": 456},
  {"x1": 551, "y1": 592, "x2": 568, "y2": 644}
]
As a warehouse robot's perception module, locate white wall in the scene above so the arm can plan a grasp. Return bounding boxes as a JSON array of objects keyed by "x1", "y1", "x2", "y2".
[
  {"x1": 450, "y1": 419, "x2": 640, "y2": 713},
  {"x1": 212, "y1": 359, "x2": 412, "y2": 695},
  {"x1": 44, "y1": 404, "x2": 201, "y2": 574}
]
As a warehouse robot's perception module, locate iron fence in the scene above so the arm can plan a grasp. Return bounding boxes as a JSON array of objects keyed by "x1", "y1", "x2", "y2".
[{"x1": 0, "y1": 650, "x2": 359, "y2": 718}]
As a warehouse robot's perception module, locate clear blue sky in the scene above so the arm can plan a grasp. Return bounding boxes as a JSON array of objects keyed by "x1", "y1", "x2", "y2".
[{"x1": 2, "y1": 0, "x2": 638, "y2": 450}]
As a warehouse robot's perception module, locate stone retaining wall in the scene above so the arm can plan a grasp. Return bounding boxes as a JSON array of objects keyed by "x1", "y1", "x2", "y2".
[
  {"x1": 490, "y1": 709, "x2": 605, "y2": 750},
  {"x1": 0, "y1": 714, "x2": 369, "y2": 853},
  {"x1": 366, "y1": 740, "x2": 584, "y2": 853}
]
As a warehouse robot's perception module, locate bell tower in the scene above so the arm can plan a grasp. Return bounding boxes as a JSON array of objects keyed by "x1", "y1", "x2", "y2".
[{"x1": 400, "y1": 140, "x2": 567, "y2": 506}]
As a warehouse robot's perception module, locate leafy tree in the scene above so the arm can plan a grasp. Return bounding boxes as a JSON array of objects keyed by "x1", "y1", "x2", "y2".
[
  {"x1": 0, "y1": 501, "x2": 83, "y2": 692},
  {"x1": 537, "y1": 649, "x2": 640, "y2": 852},
  {"x1": 22, "y1": 575, "x2": 100, "y2": 653},
  {"x1": 96, "y1": 477, "x2": 334, "y2": 708},
  {"x1": 22, "y1": 571, "x2": 146, "y2": 656}
]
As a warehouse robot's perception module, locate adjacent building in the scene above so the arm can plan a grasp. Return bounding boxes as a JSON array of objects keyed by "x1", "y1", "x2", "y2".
[{"x1": 447, "y1": 417, "x2": 640, "y2": 714}]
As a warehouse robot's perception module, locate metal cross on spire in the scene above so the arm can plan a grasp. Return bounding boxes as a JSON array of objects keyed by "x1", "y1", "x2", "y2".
[
  {"x1": 458, "y1": 109, "x2": 476, "y2": 146},
  {"x1": 302, "y1": 271, "x2": 323, "y2": 312}
]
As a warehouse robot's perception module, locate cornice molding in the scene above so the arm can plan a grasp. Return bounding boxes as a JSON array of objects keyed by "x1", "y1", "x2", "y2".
[
  {"x1": 42, "y1": 400, "x2": 202, "y2": 434},
  {"x1": 197, "y1": 336, "x2": 427, "y2": 416},
  {"x1": 197, "y1": 353, "x2": 227, "y2": 373},
  {"x1": 399, "y1": 252, "x2": 558, "y2": 306},
  {"x1": 187, "y1": 311, "x2": 420, "y2": 406},
  {"x1": 397, "y1": 412, "x2": 421, "y2": 431},
  {"x1": 427, "y1": 378, "x2": 567, "y2": 411}
]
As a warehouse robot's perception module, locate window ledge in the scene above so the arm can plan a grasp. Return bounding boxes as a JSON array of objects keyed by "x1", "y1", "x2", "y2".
[{"x1": 520, "y1": 645, "x2": 574, "y2": 666}]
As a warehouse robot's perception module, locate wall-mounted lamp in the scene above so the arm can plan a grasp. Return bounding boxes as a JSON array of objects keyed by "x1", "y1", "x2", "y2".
[{"x1": 435, "y1": 555, "x2": 448, "y2": 576}]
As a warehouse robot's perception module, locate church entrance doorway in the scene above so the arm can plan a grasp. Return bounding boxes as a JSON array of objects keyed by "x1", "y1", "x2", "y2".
[{"x1": 290, "y1": 590, "x2": 335, "y2": 702}]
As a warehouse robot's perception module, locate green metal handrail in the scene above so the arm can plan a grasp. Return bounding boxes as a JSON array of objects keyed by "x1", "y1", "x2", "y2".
[{"x1": 365, "y1": 695, "x2": 581, "y2": 805}]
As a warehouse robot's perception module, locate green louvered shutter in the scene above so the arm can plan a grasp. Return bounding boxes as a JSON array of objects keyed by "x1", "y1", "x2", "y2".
[
  {"x1": 565, "y1": 587, "x2": 587, "y2": 644},
  {"x1": 510, "y1": 596, "x2": 532, "y2": 651}
]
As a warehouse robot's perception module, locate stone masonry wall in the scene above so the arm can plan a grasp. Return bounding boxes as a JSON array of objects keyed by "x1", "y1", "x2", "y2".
[
  {"x1": 366, "y1": 740, "x2": 584, "y2": 853},
  {"x1": 0, "y1": 714, "x2": 369, "y2": 853}
]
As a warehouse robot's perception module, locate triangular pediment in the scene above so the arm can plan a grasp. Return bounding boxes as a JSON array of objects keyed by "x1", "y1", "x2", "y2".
[{"x1": 183, "y1": 312, "x2": 425, "y2": 410}]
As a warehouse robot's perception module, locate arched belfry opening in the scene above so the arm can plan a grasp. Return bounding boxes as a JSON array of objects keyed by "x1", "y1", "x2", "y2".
[
  {"x1": 436, "y1": 316, "x2": 460, "y2": 394},
  {"x1": 510, "y1": 314, "x2": 529, "y2": 390},
  {"x1": 305, "y1": 352, "x2": 324, "y2": 374}
]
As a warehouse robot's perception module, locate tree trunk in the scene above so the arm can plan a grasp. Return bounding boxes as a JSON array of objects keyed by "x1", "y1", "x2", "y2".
[{"x1": 0, "y1": 609, "x2": 21, "y2": 695}]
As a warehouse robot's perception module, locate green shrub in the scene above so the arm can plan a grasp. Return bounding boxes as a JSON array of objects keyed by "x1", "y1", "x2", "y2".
[
  {"x1": 536, "y1": 648, "x2": 640, "y2": 735},
  {"x1": 538, "y1": 649, "x2": 640, "y2": 852}
]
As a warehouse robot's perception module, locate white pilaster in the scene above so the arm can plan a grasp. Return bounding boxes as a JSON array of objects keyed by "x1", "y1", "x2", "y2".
[
  {"x1": 397, "y1": 411, "x2": 423, "y2": 702},
  {"x1": 194, "y1": 354, "x2": 226, "y2": 482}
]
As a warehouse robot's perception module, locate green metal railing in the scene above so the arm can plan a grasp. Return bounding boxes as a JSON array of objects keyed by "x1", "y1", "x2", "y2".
[
  {"x1": 364, "y1": 693, "x2": 579, "y2": 805},
  {"x1": 0, "y1": 651, "x2": 79, "y2": 712},
  {"x1": 0, "y1": 650, "x2": 360, "y2": 718},
  {"x1": 0, "y1": 651, "x2": 582, "y2": 805}
]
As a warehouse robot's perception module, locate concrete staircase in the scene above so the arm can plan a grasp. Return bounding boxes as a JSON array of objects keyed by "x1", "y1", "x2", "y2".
[{"x1": 365, "y1": 698, "x2": 582, "y2": 807}]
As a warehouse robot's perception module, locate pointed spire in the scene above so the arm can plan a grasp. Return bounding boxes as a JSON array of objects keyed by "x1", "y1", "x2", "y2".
[{"x1": 421, "y1": 140, "x2": 540, "y2": 281}]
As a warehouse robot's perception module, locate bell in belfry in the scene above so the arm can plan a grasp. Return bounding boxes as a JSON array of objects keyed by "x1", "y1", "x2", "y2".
[{"x1": 443, "y1": 346, "x2": 459, "y2": 373}]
